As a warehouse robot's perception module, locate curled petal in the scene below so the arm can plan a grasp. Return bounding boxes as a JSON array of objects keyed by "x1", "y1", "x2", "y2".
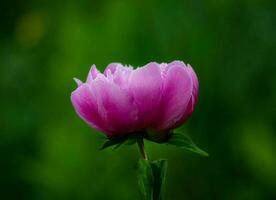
[
  {"x1": 187, "y1": 64, "x2": 199, "y2": 104},
  {"x1": 153, "y1": 62, "x2": 193, "y2": 130},
  {"x1": 176, "y1": 64, "x2": 199, "y2": 126}
]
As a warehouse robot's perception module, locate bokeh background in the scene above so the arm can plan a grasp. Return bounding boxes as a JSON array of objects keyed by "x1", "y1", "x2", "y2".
[{"x1": 1, "y1": 0, "x2": 276, "y2": 199}]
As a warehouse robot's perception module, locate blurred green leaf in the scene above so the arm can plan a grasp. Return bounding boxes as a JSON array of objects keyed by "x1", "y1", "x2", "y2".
[
  {"x1": 138, "y1": 159, "x2": 167, "y2": 200},
  {"x1": 151, "y1": 160, "x2": 167, "y2": 200},
  {"x1": 100, "y1": 134, "x2": 140, "y2": 150},
  {"x1": 167, "y1": 132, "x2": 209, "y2": 157},
  {"x1": 100, "y1": 136, "x2": 128, "y2": 150},
  {"x1": 138, "y1": 159, "x2": 153, "y2": 200},
  {"x1": 125, "y1": 137, "x2": 138, "y2": 145}
]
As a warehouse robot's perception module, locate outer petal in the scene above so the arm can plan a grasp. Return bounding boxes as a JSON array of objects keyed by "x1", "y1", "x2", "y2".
[
  {"x1": 73, "y1": 78, "x2": 83, "y2": 87},
  {"x1": 128, "y1": 63, "x2": 163, "y2": 128},
  {"x1": 187, "y1": 64, "x2": 199, "y2": 104},
  {"x1": 176, "y1": 64, "x2": 199, "y2": 125},
  {"x1": 86, "y1": 64, "x2": 100, "y2": 83},
  {"x1": 71, "y1": 83, "x2": 110, "y2": 135},
  {"x1": 153, "y1": 62, "x2": 193, "y2": 130},
  {"x1": 92, "y1": 76, "x2": 138, "y2": 136}
]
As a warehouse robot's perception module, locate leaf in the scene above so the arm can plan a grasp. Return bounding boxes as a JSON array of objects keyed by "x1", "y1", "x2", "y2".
[
  {"x1": 100, "y1": 134, "x2": 140, "y2": 150},
  {"x1": 137, "y1": 159, "x2": 167, "y2": 200},
  {"x1": 151, "y1": 160, "x2": 167, "y2": 200},
  {"x1": 167, "y1": 132, "x2": 209, "y2": 157},
  {"x1": 138, "y1": 159, "x2": 153, "y2": 200},
  {"x1": 100, "y1": 136, "x2": 128, "y2": 150},
  {"x1": 124, "y1": 136, "x2": 138, "y2": 145}
]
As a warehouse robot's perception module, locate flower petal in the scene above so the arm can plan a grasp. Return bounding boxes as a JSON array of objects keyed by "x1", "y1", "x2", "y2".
[
  {"x1": 173, "y1": 64, "x2": 199, "y2": 126},
  {"x1": 73, "y1": 78, "x2": 83, "y2": 87},
  {"x1": 71, "y1": 83, "x2": 110, "y2": 135},
  {"x1": 154, "y1": 62, "x2": 193, "y2": 130},
  {"x1": 187, "y1": 64, "x2": 199, "y2": 104},
  {"x1": 86, "y1": 64, "x2": 100, "y2": 83},
  {"x1": 103, "y1": 63, "x2": 122, "y2": 75},
  {"x1": 128, "y1": 62, "x2": 163, "y2": 127},
  {"x1": 104, "y1": 63, "x2": 133, "y2": 89},
  {"x1": 92, "y1": 76, "x2": 138, "y2": 136}
]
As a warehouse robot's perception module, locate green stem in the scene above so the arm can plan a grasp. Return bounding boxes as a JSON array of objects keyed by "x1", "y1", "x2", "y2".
[{"x1": 137, "y1": 138, "x2": 148, "y2": 160}]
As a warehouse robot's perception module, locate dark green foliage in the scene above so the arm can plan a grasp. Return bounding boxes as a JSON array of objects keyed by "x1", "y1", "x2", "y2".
[
  {"x1": 100, "y1": 131, "x2": 208, "y2": 158},
  {"x1": 100, "y1": 133, "x2": 142, "y2": 150},
  {"x1": 100, "y1": 136, "x2": 129, "y2": 150},
  {"x1": 138, "y1": 159, "x2": 167, "y2": 200},
  {"x1": 138, "y1": 159, "x2": 154, "y2": 200},
  {"x1": 151, "y1": 160, "x2": 167, "y2": 200}
]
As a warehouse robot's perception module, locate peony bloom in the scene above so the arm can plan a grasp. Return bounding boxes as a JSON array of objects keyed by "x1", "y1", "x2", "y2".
[{"x1": 71, "y1": 61, "x2": 199, "y2": 142}]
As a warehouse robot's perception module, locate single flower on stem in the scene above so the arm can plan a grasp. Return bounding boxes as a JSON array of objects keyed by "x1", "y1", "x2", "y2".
[{"x1": 71, "y1": 61, "x2": 207, "y2": 200}]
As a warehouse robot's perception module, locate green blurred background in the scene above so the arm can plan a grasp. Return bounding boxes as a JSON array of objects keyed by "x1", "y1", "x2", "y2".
[{"x1": 1, "y1": 0, "x2": 276, "y2": 199}]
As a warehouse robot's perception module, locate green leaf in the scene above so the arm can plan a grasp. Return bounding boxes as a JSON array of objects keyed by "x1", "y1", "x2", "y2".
[
  {"x1": 151, "y1": 160, "x2": 167, "y2": 200},
  {"x1": 138, "y1": 159, "x2": 167, "y2": 200},
  {"x1": 167, "y1": 132, "x2": 209, "y2": 157},
  {"x1": 100, "y1": 136, "x2": 128, "y2": 150},
  {"x1": 100, "y1": 134, "x2": 140, "y2": 150},
  {"x1": 124, "y1": 136, "x2": 138, "y2": 145},
  {"x1": 138, "y1": 159, "x2": 153, "y2": 200}
]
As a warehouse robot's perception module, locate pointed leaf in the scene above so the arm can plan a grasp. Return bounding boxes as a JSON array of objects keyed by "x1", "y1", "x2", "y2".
[
  {"x1": 124, "y1": 137, "x2": 138, "y2": 145},
  {"x1": 100, "y1": 133, "x2": 140, "y2": 150},
  {"x1": 167, "y1": 132, "x2": 209, "y2": 156},
  {"x1": 112, "y1": 141, "x2": 126, "y2": 150},
  {"x1": 137, "y1": 159, "x2": 167, "y2": 200},
  {"x1": 138, "y1": 159, "x2": 153, "y2": 200},
  {"x1": 151, "y1": 159, "x2": 167, "y2": 200},
  {"x1": 100, "y1": 136, "x2": 128, "y2": 150}
]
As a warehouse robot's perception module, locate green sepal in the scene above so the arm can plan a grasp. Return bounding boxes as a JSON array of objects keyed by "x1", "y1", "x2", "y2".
[
  {"x1": 100, "y1": 136, "x2": 128, "y2": 150},
  {"x1": 167, "y1": 132, "x2": 209, "y2": 157},
  {"x1": 138, "y1": 159, "x2": 167, "y2": 200},
  {"x1": 100, "y1": 133, "x2": 142, "y2": 150}
]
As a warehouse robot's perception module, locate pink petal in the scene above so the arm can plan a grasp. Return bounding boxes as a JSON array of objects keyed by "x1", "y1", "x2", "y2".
[
  {"x1": 105, "y1": 63, "x2": 133, "y2": 89},
  {"x1": 173, "y1": 64, "x2": 199, "y2": 126},
  {"x1": 92, "y1": 76, "x2": 138, "y2": 136},
  {"x1": 103, "y1": 63, "x2": 122, "y2": 75},
  {"x1": 71, "y1": 83, "x2": 110, "y2": 135},
  {"x1": 153, "y1": 62, "x2": 193, "y2": 130},
  {"x1": 187, "y1": 64, "x2": 199, "y2": 104},
  {"x1": 128, "y1": 62, "x2": 163, "y2": 127},
  {"x1": 86, "y1": 65, "x2": 100, "y2": 83},
  {"x1": 73, "y1": 78, "x2": 83, "y2": 87}
]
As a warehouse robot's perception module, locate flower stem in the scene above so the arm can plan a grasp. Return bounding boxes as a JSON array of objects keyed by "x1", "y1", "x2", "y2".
[{"x1": 137, "y1": 137, "x2": 148, "y2": 160}]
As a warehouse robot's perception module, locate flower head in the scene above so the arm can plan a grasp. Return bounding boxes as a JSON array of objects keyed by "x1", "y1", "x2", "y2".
[{"x1": 71, "y1": 61, "x2": 199, "y2": 141}]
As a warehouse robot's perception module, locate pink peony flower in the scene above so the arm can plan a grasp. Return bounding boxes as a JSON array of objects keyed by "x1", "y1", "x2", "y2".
[{"x1": 71, "y1": 61, "x2": 199, "y2": 141}]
